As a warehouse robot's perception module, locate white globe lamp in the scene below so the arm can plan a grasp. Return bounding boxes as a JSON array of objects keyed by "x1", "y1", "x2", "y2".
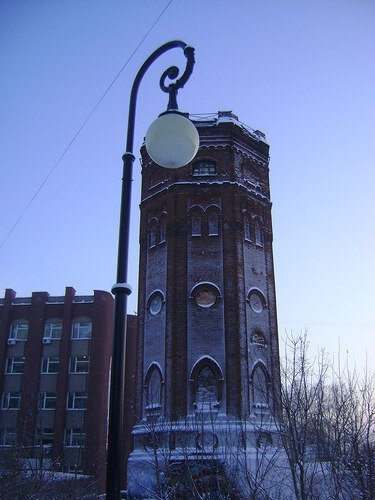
[{"x1": 145, "y1": 111, "x2": 199, "y2": 169}]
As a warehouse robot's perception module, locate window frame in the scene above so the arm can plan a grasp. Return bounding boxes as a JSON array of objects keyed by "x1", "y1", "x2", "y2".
[
  {"x1": 69, "y1": 356, "x2": 90, "y2": 374},
  {"x1": 192, "y1": 160, "x2": 217, "y2": 177},
  {"x1": 35, "y1": 428, "x2": 54, "y2": 447},
  {"x1": 41, "y1": 357, "x2": 60, "y2": 375},
  {"x1": 38, "y1": 392, "x2": 57, "y2": 410},
  {"x1": 67, "y1": 392, "x2": 87, "y2": 410},
  {"x1": 9, "y1": 321, "x2": 28, "y2": 341},
  {"x1": 5, "y1": 357, "x2": 25, "y2": 375},
  {"x1": 0, "y1": 428, "x2": 17, "y2": 446},
  {"x1": 65, "y1": 428, "x2": 85, "y2": 448},
  {"x1": 43, "y1": 320, "x2": 63, "y2": 340},
  {"x1": 1, "y1": 392, "x2": 21, "y2": 410},
  {"x1": 71, "y1": 319, "x2": 92, "y2": 340}
]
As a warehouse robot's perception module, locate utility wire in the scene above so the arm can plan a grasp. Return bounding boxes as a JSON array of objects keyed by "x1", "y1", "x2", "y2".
[{"x1": 0, "y1": 0, "x2": 174, "y2": 251}]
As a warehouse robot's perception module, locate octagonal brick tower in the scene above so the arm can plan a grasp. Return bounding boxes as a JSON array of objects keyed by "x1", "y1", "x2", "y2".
[{"x1": 135, "y1": 110, "x2": 281, "y2": 426}]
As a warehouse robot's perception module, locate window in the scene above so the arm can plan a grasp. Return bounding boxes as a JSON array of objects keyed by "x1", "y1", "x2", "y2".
[
  {"x1": 41, "y1": 357, "x2": 59, "y2": 374},
  {"x1": 65, "y1": 429, "x2": 85, "y2": 447},
  {"x1": 149, "y1": 220, "x2": 157, "y2": 248},
  {"x1": 35, "y1": 428, "x2": 54, "y2": 447},
  {"x1": 5, "y1": 357, "x2": 25, "y2": 374},
  {"x1": 0, "y1": 428, "x2": 17, "y2": 446},
  {"x1": 192, "y1": 160, "x2": 217, "y2": 177},
  {"x1": 9, "y1": 321, "x2": 28, "y2": 341},
  {"x1": 254, "y1": 220, "x2": 262, "y2": 246},
  {"x1": 146, "y1": 368, "x2": 162, "y2": 409},
  {"x1": 191, "y1": 283, "x2": 220, "y2": 309},
  {"x1": 1, "y1": 392, "x2": 21, "y2": 410},
  {"x1": 69, "y1": 356, "x2": 89, "y2": 374},
  {"x1": 159, "y1": 215, "x2": 167, "y2": 244},
  {"x1": 244, "y1": 215, "x2": 251, "y2": 241},
  {"x1": 191, "y1": 212, "x2": 201, "y2": 237},
  {"x1": 251, "y1": 364, "x2": 269, "y2": 408},
  {"x1": 208, "y1": 210, "x2": 219, "y2": 236},
  {"x1": 38, "y1": 392, "x2": 57, "y2": 410},
  {"x1": 67, "y1": 392, "x2": 87, "y2": 410},
  {"x1": 247, "y1": 289, "x2": 267, "y2": 313},
  {"x1": 190, "y1": 357, "x2": 223, "y2": 410},
  {"x1": 44, "y1": 320, "x2": 62, "y2": 340},
  {"x1": 71, "y1": 319, "x2": 92, "y2": 340}
]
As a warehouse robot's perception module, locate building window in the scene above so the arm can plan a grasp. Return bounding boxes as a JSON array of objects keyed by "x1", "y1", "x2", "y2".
[
  {"x1": 67, "y1": 392, "x2": 87, "y2": 410},
  {"x1": 191, "y1": 213, "x2": 201, "y2": 236},
  {"x1": 38, "y1": 392, "x2": 57, "y2": 410},
  {"x1": 192, "y1": 160, "x2": 217, "y2": 177},
  {"x1": 208, "y1": 210, "x2": 219, "y2": 236},
  {"x1": 251, "y1": 364, "x2": 269, "y2": 408},
  {"x1": 1, "y1": 392, "x2": 21, "y2": 410},
  {"x1": 191, "y1": 282, "x2": 220, "y2": 309},
  {"x1": 35, "y1": 428, "x2": 54, "y2": 447},
  {"x1": 69, "y1": 356, "x2": 89, "y2": 374},
  {"x1": 41, "y1": 357, "x2": 59, "y2": 374},
  {"x1": 159, "y1": 215, "x2": 167, "y2": 244},
  {"x1": 244, "y1": 215, "x2": 251, "y2": 241},
  {"x1": 149, "y1": 220, "x2": 157, "y2": 248},
  {"x1": 0, "y1": 428, "x2": 17, "y2": 446},
  {"x1": 44, "y1": 319, "x2": 62, "y2": 340},
  {"x1": 190, "y1": 357, "x2": 223, "y2": 410},
  {"x1": 65, "y1": 429, "x2": 85, "y2": 448},
  {"x1": 247, "y1": 289, "x2": 267, "y2": 313},
  {"x1": 144, "y1": 364, "x2": 163, "y2": 410},
  {"x1": 9, "y1": 321, "x2": 28, "y2": 341},
  {"x1": 71, "y1": 319, "x2": 92, "y2": 340},
  {"x1": 5, "y1": 357, "x2": 25, "y2": 374},
  {"x1": 254, "y1": 220, "x2": 263, "y2": 246}
]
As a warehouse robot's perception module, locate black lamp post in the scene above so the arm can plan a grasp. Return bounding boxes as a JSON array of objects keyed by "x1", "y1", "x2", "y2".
[{"x1": 106, "y1": 41, "x2": 198, "y2": 499}]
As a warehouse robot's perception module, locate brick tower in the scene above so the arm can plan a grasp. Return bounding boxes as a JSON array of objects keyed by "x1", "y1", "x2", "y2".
[{"x1": 128, "y1": 111, "x2": 281, "y2": 494}]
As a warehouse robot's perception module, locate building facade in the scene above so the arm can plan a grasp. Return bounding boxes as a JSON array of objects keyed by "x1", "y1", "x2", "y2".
[
  {"x1": 128, "y1": 111, "x2": 281, "y2": 494},
  {"x1": 0, "y1": 287, "x2": 137, "y2": 492}
]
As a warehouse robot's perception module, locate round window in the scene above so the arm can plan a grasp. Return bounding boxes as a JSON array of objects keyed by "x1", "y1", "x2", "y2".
[
  {"x1": 148, "y1": 292, "x2": 164, "y2": 315},
  {"x1": 193, "y1": 287, "x2": 217, "y2": 308},
  {"x1": 248, "y1": 290, "x2": 265, "y2": 313}
]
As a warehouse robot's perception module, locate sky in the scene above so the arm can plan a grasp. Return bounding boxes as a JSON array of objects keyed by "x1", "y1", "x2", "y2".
[{"x1": 1, "y1": 0, "x2": 374, "y2": 370}]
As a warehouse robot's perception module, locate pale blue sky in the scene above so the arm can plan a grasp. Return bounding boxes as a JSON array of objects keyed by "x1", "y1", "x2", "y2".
[{"x1": 1, "y1": 1, "x2": 374, "y2": 369}]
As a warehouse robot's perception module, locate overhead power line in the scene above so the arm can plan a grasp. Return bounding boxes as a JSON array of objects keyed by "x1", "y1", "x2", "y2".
[{"x1": 0, "y1": 0, "x2": 174, "y2": 252}]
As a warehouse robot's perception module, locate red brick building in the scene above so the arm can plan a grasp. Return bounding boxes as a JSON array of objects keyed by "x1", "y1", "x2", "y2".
[
  {"x1": 0, "y1": 287, "x2": 137, "y2": 493},
  {"x1": 128, "y1": 111, "x2": 281, "y2": 495}
]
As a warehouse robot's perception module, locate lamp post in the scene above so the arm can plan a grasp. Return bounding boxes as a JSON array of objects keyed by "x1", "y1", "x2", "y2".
[{"x1": 106, "y1": 41, "x2": 199, "y2": 499}]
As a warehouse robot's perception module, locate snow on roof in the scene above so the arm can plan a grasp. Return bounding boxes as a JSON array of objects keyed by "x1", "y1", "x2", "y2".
[{"x1": 189, "y1": 111, "x2": 268, "y2": 145}]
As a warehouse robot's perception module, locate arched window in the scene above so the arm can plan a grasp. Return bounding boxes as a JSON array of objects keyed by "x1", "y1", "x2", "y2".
[
  {"x1": 190, "y1": 208, "x2": 202, "y2": 237},
  {"x1": 251, "y1": 363, "x2": 269, "y2": 408},
  {"x1": 244, "y1": 215, "x2": 251, "y2": 242},
  {"x1": 190, "y1": 357, "x2": 223, "y2": 410},
  {"x1": 207, "y1": 207, "x2": 219, "y2": 236},
  {"x1": 144, "y1": 364, "x2": 163, "y2": 410},
  {"x1": 196, "y1": 366, "x2": 217, "y2": 406},
  {"x1": 71, "y1": 317, "x2": 92, "y2": 340},
  {"x1": 159, "y1": 214, "x2": 167, "y2": 244},
  {"x1": 9, "y1": 320, "x2": 29, "y2": 341},
  {"x1": 149, "y1": 219, "x2": 157, "y2": 248},
  {"x1": 192, "y1": 160, "x2": 217, "y2": 177},
  {"x1": 254, "y1": 219, "x2": 262, "y2": 246}
]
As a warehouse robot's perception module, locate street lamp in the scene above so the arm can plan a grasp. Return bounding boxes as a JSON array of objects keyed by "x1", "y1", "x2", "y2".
[{"x1": 106, "y1": 41, "x2": 198, "y2": 499}]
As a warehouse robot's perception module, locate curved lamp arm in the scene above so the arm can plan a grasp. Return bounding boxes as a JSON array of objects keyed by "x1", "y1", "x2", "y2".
[{"x1": 125, "y1": 40, "x2": 195, "y2": 153}]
